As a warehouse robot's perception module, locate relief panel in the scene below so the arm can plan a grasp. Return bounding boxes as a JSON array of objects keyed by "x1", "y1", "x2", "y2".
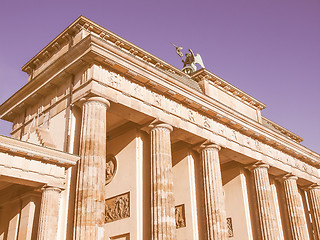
[
  {"x1": 175, "y1": 204, "x2": 186, "y2": 229},
  {"x1": 105, "y1": 192, "x2": 130, "y2": 223},
  {"x1": 106, "y1": 154, "x2": 117, "y2": 185},
  {"x1": 227, "y1": 217, "x2": 234, "y2": 237}
]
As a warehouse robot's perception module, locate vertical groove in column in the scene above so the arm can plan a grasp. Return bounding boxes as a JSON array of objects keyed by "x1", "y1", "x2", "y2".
[
  {"x1": 201, "y1": 144, "x2": 227, "y2": 240},
  {"x1": 151, "y1": 123, "x2": 175, "y2": 240},
  {"x1": 282, "y1": 175, "x2": 309, "y2": 240},
  {"x1": 250, "y1": 164, "x2": 279, "y2": 240},
  {"x1": 37, "y1": 186, "x2": 61, "y2": 240},
  {"x1": 74, "y1": 97, "x2": 109, "y2": 240},
  {"x1": 308, "y1": 186, "x2": 320, "y2": 240}
]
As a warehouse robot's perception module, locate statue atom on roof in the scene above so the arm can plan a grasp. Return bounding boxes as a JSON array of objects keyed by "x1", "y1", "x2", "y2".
[{"x1": 171, "y1": 43, "x2": 205, "y2": 75}]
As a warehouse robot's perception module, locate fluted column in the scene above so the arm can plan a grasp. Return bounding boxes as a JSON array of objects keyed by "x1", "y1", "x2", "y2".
[
  {"x1": 37, "y1": 186, "x2": 62, "y2": 240},
  {"x1": 281, "y1": 174, "x2": 309, "y2": 240},
  {"x1": 150, "y1": 122, "x2": 176, "y2": 240},
  {"x1": 200, "y1": 142, "x2": 227, "y2": 240},
  {"x1": 74, "y1": 96, "x2": 110, "y2": 240},
  {"x1": 308, "y1": 185, "x2": 320, "y2": 240},
  {"x1": 248, "y1": 163, "x2": 279, "y2": 240}
]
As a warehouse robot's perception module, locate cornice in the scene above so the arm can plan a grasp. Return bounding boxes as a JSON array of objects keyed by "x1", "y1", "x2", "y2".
[
  {"x1": 191, "y1": 68, "x2": 266, "y2": 111},
  {"x1": 262, "y1": 116, "x2": 303, "y2": 143},
  {"x1": 21, "y1": 16, "x2": 189, "y2": 81},
  {"x1": 21, "y1": 17, "x2": 81, "y2": 75},
  {"x1": 0, "y1": 135, "x2": 78, "y2": 166}
]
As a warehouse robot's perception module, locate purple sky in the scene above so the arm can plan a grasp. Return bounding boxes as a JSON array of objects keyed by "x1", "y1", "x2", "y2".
[{"x1": 0, "y1": 0, "x2": 319, "y2": 153}]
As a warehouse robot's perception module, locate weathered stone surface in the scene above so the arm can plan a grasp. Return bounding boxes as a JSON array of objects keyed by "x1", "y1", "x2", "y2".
[
  {"x1": 308, "y1": 185, "x2": 320, "y2": 240},
  {"x1": 200, "y1": 142, "x2": 228, "y2": 240},
  {"x1": 281, "y1": 174, "x2": 309, "y2": 240},
  {"x1": 248, "y1": 163, "x2": 279, "y2": 240},
  {"x1": 74, "y1": 96, "x2": 110, "y2": 240},
  {"x1": 150, "y1": 122, "x2": 176, "y2": 240},
  {"x1": 37, "y1": 186, "x2": 61, "y2": 240}
]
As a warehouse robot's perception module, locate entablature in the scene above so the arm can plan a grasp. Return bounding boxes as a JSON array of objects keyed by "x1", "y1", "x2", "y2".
[
  {"x1": 0, "y1": 135, "x2": 78, "y2": 166},
  {"x1": 191, "y1": 69, "x2": 266, "y2": 111},
  {"x1": 262, "y1": 116, "x2": 303, "y2": 143},
  {"x1": 0, "y1": 135, "x2": 78, "y2": 188}
]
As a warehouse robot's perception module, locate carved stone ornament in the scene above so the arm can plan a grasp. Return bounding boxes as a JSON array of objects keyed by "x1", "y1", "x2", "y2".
[
  {"x1": 105, "y1": 192, "x2": 130, "y2": 223},
  {"x1": 226, "y1": 217, "x2": 234, "y2": 237},
  {"x1": 171, "y1": 43, "x2": 205, "y2": 75},
  {"x1": 106, "y1": 155, "x2": 117, "y2": 185},
  {"x1": 98, "y1": 68, "x2": 319, "y2": 178},
  {"x1": 175, "y1": 204, "x2": 186, "y2": 228}
]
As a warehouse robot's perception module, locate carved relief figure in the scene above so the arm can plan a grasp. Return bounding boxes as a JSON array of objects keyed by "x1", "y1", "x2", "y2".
[
  {"x1": 105, "y1": 192, "x2": 130, "y2": 223},
  {"x1": 203, "y1": 116, "x2": 211, "y2": 129},
  {"x1": 231, "y1": 130, "x2": 238, "y2": 141},
  {"x1": 106, "y1": 155, "x2": 117, "y2": 185},
  {"x1": 175, "y1": 204, "x2": 186, "y2": 228},
  {"x1": 188, "y1": 110, "x2": 195, "y2": 122},
  {"x1": 153, "y1": 92, "x2": 162, "y2": 106}
]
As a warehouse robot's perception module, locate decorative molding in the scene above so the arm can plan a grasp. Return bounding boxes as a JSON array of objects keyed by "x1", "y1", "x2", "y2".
[
  {"x1": 21, "y1": 16, "x2": 188, "y2": 81},
  {"x1": 97, "y1": 68, "x2": 320, "y2": 174},
  {"x1": 0, "y1": 135, "x2": 78, "y2": 166},
  {"x1": 191, "y1": 69, "x2": 266, "y2": 111},
  {"x1": 262, "y1": 116, "x2": 303, "y2": 143},
  {"x1": 110, "y1": 233, "x2": 130, "y2": 240}
]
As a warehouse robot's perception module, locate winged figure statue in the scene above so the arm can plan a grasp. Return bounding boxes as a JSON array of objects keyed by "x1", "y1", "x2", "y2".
[{"x1": 171, "y1": 43, "x2": 205, "y2": 75}]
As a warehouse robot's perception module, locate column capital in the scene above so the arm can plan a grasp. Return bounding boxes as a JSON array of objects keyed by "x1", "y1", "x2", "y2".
[
  {"x1": 79, "y1": 95, "x2": 110, "y2": 108},
  {"x1": 303, "y1": 183, "x2": 320, "y2": 191},
  {"x1": 41, "y1": 185, "x2": 62, "y2": 193},
  {"x1": 276, "y1": 173, "x2": 298, "y2": 182},
  {"x1": 246, "y1": 161, "x2": 269, "y2": 172},
  {"x1": 148, "y1": 119, "x2": 173, "y2": 132},
  {"x1": 196, "y1": 140, "x2": 221, "y2": 152}
]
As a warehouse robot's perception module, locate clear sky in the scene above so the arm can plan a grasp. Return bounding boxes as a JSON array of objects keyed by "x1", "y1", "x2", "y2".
[{"x1": 0, "y1": 0, "x2": 319, "y2": 153}]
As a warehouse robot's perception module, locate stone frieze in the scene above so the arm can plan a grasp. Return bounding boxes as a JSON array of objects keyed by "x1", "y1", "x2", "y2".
[{"x1": 95, "y1": 66, "x2": 319, "y2": 178}]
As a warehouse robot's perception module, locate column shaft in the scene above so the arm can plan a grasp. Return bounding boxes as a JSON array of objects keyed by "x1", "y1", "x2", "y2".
[
  {"x1": 308, "y1": 186, "x2": 320, "y2": 240},
  {"x1": 250, "y1": 164, "x2": 279, "y2": 240},
  {"x1": 37, "y1": 186, "x2": 61, "y2": 240},
  {"x1": 150, "y1": 123, "x2": 176, "y2": 240},
  {"x1": 74, "y1": 97, "x2": 109, "y2": 240},
  {"x1": 201, "y1": 144, "x2": 227, "y2": 240},
  {"x1": 282, "y1": 175, "x2": 309, "y2": 240}
]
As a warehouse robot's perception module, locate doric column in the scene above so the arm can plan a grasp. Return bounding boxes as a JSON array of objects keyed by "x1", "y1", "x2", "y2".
[
  {"x1": 149, "y1": 122, "x2": 176, "y2": 240},
  {"x1": 199, "y1": 142, "x2": 227, "y2": 240},
  {"x1": 307, "y1": 185, "x2": 320, "y2": 240},
  {"x1": 280, "y1": 174, "x2": 309, "y2": 240},
  {"x1": 74, "y1": 96, "x2": 110, "y2": 240},
  {"x1": 248, "y1": 163, "x2": 279, "y2": 240},
  {"x1": 37, "y1": 186, "x2": 62, "y2": 240}
]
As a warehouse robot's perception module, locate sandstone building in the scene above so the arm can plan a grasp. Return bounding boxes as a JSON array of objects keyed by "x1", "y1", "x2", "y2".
[{"x1": 0, "y1": 16, "x2": 319, "y2": 240}]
